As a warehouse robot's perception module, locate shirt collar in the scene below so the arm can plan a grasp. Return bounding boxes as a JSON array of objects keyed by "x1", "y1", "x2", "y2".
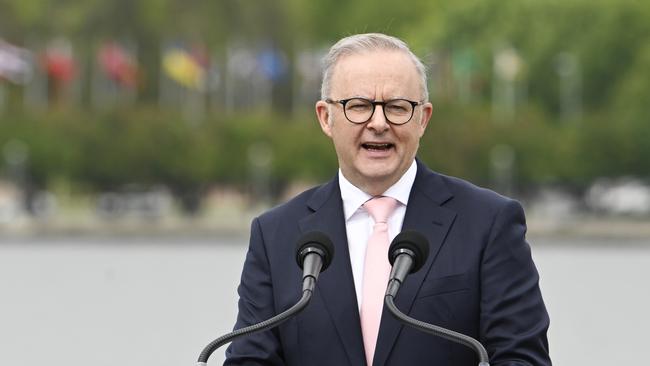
[{"x1": 338, "y1": 159, "x2": 417, "y2": 220}]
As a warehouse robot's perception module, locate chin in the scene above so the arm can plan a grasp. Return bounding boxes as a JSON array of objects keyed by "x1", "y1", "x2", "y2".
[{"x1": 358, "y1": 165, "x2": 398, "y2": 183}]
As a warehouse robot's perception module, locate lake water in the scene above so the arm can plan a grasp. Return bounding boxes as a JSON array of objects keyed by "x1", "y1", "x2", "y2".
[{"x1": 0, "y1": 235, "x2": 648, "y2": 366}]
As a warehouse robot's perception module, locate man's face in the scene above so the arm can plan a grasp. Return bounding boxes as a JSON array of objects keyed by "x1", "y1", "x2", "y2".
[{"x1": 316, "y1": 50, "x2": 433, "y2": 194}]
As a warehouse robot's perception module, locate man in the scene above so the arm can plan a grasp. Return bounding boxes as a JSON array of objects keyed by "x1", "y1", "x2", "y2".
[{"x1": 225, "y1": 33, "x2": 551, "y2": 366}]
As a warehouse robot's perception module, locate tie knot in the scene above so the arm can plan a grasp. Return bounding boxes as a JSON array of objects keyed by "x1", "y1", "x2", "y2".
[{"x1": 363, "y1": 196, "x2": 398, "y2": 224}]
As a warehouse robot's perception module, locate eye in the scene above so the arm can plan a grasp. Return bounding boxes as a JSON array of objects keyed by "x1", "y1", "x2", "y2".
[
  {"x1": 386, "y1": 100, "x2": 411, "y2": 114},
  {"x1": 346, "y1": 99, "x2": 372, "y2": 111}
]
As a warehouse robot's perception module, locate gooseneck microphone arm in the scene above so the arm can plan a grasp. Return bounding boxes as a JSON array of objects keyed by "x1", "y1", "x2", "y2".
[
  {"x1": 384, "y1": 231, "x2": 490, "y2": 366},
  {"x1": 196, "y1": 231, "x2": 334, "y2": 366},
  {"x1": 384, "y1": 295, "x2": 489, "y2": 366},
  {"x1": 196, "y1": 287, "x2": 313, "y2": 365}
]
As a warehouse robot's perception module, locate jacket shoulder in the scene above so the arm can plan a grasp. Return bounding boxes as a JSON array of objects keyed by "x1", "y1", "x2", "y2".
[
  {"x1": 256, "y1": 183, "x2": 324, "y2": 225},
  {"x1": 425, "y1": 171, "x2": 524, "y2": 225},
  {"x1": 440, "y1": 174, "x2": 514, "y2": 206}
]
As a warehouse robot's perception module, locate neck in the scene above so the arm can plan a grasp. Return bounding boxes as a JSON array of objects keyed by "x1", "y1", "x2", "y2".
[
  {"x1": 341, "y1": 171, "x2": 403, "y2": 197},
  {"x1": 360, "y1": 182, "x2": 393, "y2": 197}
]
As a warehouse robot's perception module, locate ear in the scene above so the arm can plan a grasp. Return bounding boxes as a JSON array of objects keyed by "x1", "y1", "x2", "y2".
[
  {"x1": 315, "y1": 100, "x2": 333, "y2": 137},
  {"x1": 417, "y1": 102, "x2": 433, "y2": 137}
]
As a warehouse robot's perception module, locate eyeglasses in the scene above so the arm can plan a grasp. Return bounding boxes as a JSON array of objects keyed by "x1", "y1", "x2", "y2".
[{"x1": 325, "y1": 97, "x2": 424, "y2": 125}]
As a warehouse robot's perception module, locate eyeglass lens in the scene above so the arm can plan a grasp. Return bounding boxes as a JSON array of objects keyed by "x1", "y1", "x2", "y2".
[{"x1": 344, "y1": 98, "x2": 414, "y2": 124}]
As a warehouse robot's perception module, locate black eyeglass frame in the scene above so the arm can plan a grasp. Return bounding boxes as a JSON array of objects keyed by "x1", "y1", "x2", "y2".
[{"x1": 324, "y1": 97, "x2": 425, "y2": 125}]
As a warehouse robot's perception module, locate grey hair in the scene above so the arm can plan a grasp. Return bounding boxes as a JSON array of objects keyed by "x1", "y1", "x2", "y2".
[{"x1": 320, "y1": 33, "x2": 428, "y2": 101}]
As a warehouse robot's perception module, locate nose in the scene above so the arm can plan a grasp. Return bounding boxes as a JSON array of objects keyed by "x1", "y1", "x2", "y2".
[{"x1": 366, "y1": 105, "x2": 390, "y2": 133}]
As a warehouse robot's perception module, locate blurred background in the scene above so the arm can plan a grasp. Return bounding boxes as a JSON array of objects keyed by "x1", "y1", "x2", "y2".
[{"x1": 1, "y1": 0, "x2": 649, "y2": 365}]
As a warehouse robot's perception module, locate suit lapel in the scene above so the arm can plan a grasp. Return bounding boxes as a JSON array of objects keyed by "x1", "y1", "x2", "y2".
[
  {"x1": 298, "y1": 178, "x2": 366, "y2": 366},
  {"x1": 373, "y1": 160, "x2": 457, "y2": 366}
]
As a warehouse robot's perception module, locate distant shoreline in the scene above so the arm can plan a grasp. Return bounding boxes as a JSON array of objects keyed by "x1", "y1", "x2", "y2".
[{"x1": 2, "y1": 215, "x2": 649, "y2": 242}]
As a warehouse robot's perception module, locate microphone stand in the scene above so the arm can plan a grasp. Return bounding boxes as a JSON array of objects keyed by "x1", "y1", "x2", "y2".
[
  {"x1": 384, "y1": 293, "x2": 490, "y2": 366},
  {"x1": 197, "y1": 231, "x2": 333, "y2": 365},
  {"x1": 196, "y1": 277, "x2": 316, "y2": 365}
]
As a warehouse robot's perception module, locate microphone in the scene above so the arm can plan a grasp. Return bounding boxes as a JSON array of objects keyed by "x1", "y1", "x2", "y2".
[
  {"x1": 196, "y1": 231, "x2": 334, "y2": 365},
  {"x1": 385, "y1": 231, "x2": 429, "y2": 298},
  {"x1": 296, "y1": 231, "x2": 335, "y2": 292},
  {"x1": 384, "y1": 231, "x2": 490, "y2": 366}
]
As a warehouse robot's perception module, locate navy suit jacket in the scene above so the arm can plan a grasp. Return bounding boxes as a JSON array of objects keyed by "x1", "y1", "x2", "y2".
[{"x1": 225, "y1": 160, "x2": 551, "y2": 365}]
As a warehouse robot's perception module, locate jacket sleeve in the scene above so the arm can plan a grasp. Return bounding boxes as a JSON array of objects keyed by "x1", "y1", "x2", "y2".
[
  {"x1": 480, "y1": 199, "x2": 552, "y2": 366},
  {"x1": 224, "y1": 217, "x2": 287, "y2": 366}
]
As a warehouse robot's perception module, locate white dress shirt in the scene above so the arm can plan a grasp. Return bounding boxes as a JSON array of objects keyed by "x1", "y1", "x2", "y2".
[{"x1": 338, "y1": 160, "x2": 417, "y2": 310}]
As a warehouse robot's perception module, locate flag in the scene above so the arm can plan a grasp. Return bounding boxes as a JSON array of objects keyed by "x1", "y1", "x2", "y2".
[
  {"x1": 42, "y1": 38, "x2": 76, "y2": 84},
  {"x1": 98, "y1": 41, "x2": 138, "y2": 89},
  {"x1": 162, "y1": 45, "x2": 207, "y2": 91},
  {"x1": 0, "y1": 39, "x2": 33, "y2": 85}
]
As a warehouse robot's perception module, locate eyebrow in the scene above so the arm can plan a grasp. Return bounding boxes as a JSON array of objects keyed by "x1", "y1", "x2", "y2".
[{"x1": 345, "y1": 95, "x2": 414, "y2": 101}]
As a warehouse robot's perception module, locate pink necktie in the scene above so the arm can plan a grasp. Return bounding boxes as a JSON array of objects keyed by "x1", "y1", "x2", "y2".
[{"x1": 360, "y1": 196, "x2": 398, "y2": 366}]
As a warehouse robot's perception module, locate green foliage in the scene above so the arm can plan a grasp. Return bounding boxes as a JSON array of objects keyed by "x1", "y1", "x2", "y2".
[
  {"x1": 2, "y1": 104, "x2": 650, "y2": 196},
  {"x1": 0, "y1": 109, "x2": 335, "y2": 193},
  {"x1": 1, "y1": 0, "x2": 650, "y2": 197},
  {"x1": 410, "y1": 0, "x2": 650, "y2": 115}
]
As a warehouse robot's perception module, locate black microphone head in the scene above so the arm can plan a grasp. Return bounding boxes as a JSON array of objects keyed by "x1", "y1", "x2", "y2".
[
  {"x1": 388, "y1": 230, "x2": 429, "y2": 273},
  {"x1": 295, "y1": 231, "x2": 335, "y2": 272}
]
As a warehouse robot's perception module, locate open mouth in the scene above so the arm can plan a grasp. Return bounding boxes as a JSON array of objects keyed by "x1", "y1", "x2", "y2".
[{"x1": 362, "y1": 142, "x2": 394, "y2": 151}]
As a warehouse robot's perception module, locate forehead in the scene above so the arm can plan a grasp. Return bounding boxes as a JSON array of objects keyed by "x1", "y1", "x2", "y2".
[{"x1": 330, "y1": 50, "x2": 421, "y2": 98}]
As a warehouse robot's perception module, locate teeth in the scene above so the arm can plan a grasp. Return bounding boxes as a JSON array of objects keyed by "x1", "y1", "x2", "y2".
[{"x1": 363, "y1": 143, "x2": 392, "y2": 150}]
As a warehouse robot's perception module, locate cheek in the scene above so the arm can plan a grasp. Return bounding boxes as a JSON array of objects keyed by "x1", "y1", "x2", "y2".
[
  {"x1": 332, "y1": 124, "x2": 360, "y2": 144},
  {"x1": 413, "y1": 121, "x2": 427, "y2": 137},
  {"x1": 400, "y1": 132, "x2": 423, "y2": 154},
  {"x1": 413, "y1": 120, "x2": 426, "y2": 137},
  {"x1": 397, "y1": 128, "x2": 421, "y2": 144},
  {"x1": 331, "y1": 130, "x2": 354, "y2": 154}
]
